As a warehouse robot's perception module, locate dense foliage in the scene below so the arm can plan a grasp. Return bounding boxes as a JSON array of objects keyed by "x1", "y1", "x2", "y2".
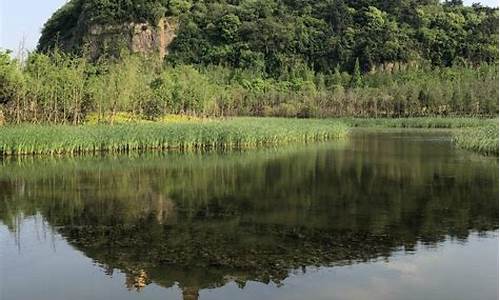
[
  {"x1": 2, "y1": 1, "x2": 498, "y2": 125},
  {"x1": 169, "y1": 0, "x2": 499, "y2": 76},
  {"x1": 0, "y1": 50, "x2": 497, "y2": 124},
  {"x1": 37, "y1": 0, "x2": 498, "y2": 77}
]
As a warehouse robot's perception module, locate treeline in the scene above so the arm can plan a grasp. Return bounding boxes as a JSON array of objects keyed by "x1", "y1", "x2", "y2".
[
  {"x1": 38, "y1": 0, "x2": 498, "y2": 77},
  {"x1": 0, "y1": 50, "x2": 497, "y2": 124}
]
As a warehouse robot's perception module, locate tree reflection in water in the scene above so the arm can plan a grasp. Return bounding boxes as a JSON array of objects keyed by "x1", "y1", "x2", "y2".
[{"x1": 1, "y1": 131, "x2": 498, "y2": 299}]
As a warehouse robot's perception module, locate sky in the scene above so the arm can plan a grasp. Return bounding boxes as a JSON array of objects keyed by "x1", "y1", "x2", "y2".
[
  {"x1": 1, "y1": 0, "x2": 68, "y2": 52},
  {"x1": 0, "y1": 0, "x2": 498, "y2": 52}
]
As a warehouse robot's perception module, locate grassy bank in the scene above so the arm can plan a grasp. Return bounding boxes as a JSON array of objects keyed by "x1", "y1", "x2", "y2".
[
  {"x1": 453, "y1": 123, "x2": 499, "y2": 155},
  {"x1": 0, "y1": 118, "x2": 348, "y2": 156}
]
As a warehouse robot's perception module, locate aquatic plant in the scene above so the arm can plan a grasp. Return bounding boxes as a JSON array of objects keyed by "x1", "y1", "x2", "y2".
[
  {"x1": 453, "y1": 122, "x2": 499, "y2": 155},
  {"x1": 0, "y1": 117, "x2": 348, "y2": 156},
  {"x1": 344, "y1": 117, "x2": 497, "y2": 129}
]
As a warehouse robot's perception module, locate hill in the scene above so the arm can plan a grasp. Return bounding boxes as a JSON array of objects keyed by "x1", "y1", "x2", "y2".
[{"x1": 38, "y1": 0, "x2": 498, "y2": 76}]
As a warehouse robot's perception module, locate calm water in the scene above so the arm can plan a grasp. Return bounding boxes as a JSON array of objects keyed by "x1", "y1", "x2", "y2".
[{"x1": 0, "y1": 129, "x2": 498, "y2": 300}]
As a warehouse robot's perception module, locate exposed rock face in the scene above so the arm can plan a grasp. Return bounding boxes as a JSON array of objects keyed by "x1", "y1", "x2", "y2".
[{"x1": 85, "y1": 18, "x2": 177, "y2": 59}]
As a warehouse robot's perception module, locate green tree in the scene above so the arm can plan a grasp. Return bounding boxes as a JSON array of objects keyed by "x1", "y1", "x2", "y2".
[{"x1": 350, "y1": 58, "x2": 363, "y2": 88}]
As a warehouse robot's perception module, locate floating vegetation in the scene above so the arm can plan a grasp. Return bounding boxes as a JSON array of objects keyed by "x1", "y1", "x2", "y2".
[{"x1": 0, "y1": 117, "x2": 348, "y2": 156}]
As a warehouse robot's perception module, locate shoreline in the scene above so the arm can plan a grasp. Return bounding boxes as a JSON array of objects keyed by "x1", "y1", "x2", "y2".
[{"x1": 0, "y1": 117, "x2": 497, "y2": 157}]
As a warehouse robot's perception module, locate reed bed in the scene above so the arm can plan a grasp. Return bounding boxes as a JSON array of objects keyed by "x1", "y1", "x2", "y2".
[
  {"x1": 0, "y1": 118, "x2": 348, "y2": 156},
  {"x1": 345, "y1": 117, "x2": 497, "y2": 129},
  {"x1": 453, "y1": 123, "x2": 499, "y2": 156}
]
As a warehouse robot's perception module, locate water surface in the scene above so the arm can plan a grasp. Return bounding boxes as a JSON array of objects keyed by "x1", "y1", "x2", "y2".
[{"x1": 1, "y1": 129, "x2": 498, "y2": 300}]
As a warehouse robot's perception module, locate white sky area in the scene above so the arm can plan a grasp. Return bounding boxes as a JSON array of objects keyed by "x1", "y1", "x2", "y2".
[{"x1": 0, "y1": 0, "x2": 498, "y2": 52}]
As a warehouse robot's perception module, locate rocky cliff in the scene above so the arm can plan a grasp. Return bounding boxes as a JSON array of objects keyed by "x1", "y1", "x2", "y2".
[{"x1": 84, "y1": 18, "x2": 177, "y2": 59}]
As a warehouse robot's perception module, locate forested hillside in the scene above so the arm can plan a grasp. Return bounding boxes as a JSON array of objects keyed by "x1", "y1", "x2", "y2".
[
  {"x1": 38, "y1": 0, "x2": 498, "y2": 76},
  {"x1": 0, "y1": 0, "x2": 497, "y2": 124}
]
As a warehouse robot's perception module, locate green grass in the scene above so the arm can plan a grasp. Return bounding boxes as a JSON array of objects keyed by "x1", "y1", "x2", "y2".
[
  {"x1": 0, "y1": 117, "x2": 348, "y2": 156},
  {"x1": 344, "y1": 117, "x2": 497, "y2": 129},
  {"x1": 453, "y1": 122, "x2": 499, "y2": 155},
  {"x1": 1, "y1": 116, "x2": 497, "y2": 156}
]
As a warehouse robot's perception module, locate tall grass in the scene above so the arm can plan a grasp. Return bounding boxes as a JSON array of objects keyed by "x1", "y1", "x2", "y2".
[
  {"x1": 0, "y1": 118, "x2": 348, "y2": 156},
  {"x1": 344, "y1": 117, "x2": 498, "y2": 129},
  {"x1": 453, "y1": 123, "x2": 499, "y2": 155}
]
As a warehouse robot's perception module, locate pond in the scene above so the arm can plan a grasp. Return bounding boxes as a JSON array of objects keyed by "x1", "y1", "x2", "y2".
[{"x1": 1, "y1": 129, "x2": 498, "y2": 300}]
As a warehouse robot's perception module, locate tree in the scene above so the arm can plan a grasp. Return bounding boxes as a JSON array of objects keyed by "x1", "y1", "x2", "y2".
[{"x1": 350, "y1": 58, "x2": 363, "y2": 88}]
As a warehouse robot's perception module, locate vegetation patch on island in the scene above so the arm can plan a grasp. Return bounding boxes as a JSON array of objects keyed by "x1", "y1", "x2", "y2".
[{"x1": 0, "y1": 118, "x2": 348, "y2": 156}]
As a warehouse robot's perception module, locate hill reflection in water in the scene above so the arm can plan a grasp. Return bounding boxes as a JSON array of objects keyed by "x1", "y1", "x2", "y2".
[{"x1": 1, "y1": 130, "x2": 498, "y2": 299}]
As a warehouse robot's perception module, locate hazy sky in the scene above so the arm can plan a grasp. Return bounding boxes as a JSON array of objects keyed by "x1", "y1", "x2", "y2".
[{"x1": 1, "y1": 0, "x2": 498, "y2": 52}]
